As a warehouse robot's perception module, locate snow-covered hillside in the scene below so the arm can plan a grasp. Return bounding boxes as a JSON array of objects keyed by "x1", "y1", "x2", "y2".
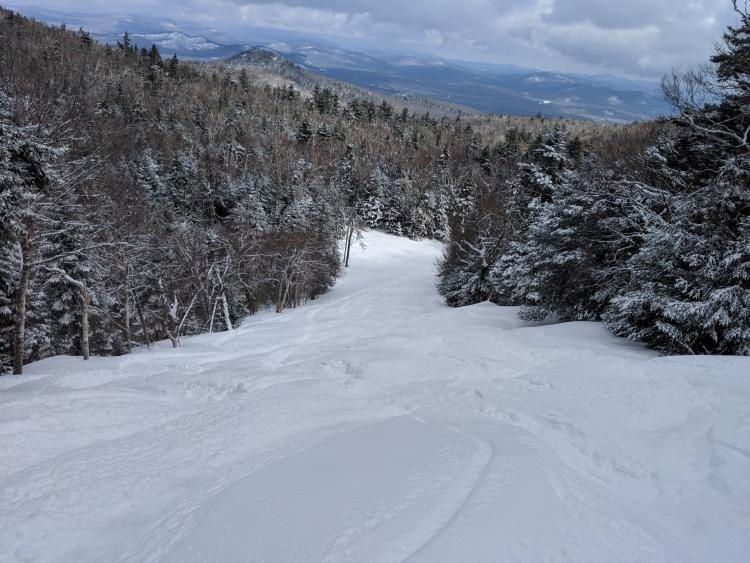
[{"x1": 1, "y1": 232, "x2": 748, "y2": 563}]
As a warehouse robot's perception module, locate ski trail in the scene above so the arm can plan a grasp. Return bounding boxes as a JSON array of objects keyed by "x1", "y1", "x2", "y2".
[{"x1": 1, "y1": 231, "x2": 749, "y2": 563}]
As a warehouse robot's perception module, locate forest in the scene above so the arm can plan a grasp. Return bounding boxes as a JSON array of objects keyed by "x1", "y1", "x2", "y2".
[{"x1": 1, "y1": 3, "x2": 749, "y2": 376}]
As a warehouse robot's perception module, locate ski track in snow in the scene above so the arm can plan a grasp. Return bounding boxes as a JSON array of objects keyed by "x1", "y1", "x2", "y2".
[{"x1": 1, "y1": 231, "x2": 749, "y2": 563}]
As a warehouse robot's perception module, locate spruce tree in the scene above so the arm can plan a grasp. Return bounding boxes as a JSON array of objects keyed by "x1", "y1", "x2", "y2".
[{"x1": 609, "y1": 3, "x2": 750, "y2": 354}]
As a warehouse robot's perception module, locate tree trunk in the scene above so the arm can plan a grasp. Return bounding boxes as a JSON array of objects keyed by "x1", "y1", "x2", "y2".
[
  {"x1": 79, "y1": 285, "x2": 90, "y2": 361},
  {"x1": 281, "y1": 280, "x2": 292, "y2": 313},
  {"x1": 276, "y1": 277, "x2": 285, "y2": 313},
  {"x1": 133, "y1": 292, "x2": 151, "y2": 347},
  {"x1": 245, "y1": 289, "x2": 255, "y2": 315},
  {"x1": 209, "y1": 297, "x2": 219, "y2": 333},
  {"x1": 344, "y1": 225, "x2": 354, "y2": 267},
  {"x1": 123, "y1": 266, "x2": 131, "y2": 352},
  {"x1": 276, "y1": 276, "x2": 293, "y2": 313},
  {"x1": 164, "y1": 320, "x2": 178, "y2": 348},
  {"x1": 200, "y1": 287, "x2": 211, "y2": 327},
  {"x1": 166, "y1": 294, "x2": 178, "y2": 348},
  {"x1": 221, "y1": 292, "x2": 233, "y2": 331},
  {"x1": 12, "y1": 265, "x2": 31, "y2": 375}
]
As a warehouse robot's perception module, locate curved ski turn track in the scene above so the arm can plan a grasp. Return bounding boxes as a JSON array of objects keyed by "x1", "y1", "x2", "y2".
[{"x1": 2, "y1": 232, "x2": 749, "y2": 563}]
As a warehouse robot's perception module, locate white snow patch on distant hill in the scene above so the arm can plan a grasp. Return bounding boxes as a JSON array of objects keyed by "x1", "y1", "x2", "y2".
[
  {"x1": 266, "y1": 41, "x2": 292, "y2": 53},
  {"x1": 134, "y1": 31, "x2": 221, "y2": 51}
]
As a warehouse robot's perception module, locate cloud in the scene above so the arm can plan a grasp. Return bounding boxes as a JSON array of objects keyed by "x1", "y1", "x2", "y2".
[
  {"x1": 227, "y1": 0, "x2": 738, "y2": 76},
  {"x1": 8, "y1": 0, "x2": 742, "y2": 78},
  {"x1": 233, "y1": 0, "x2": 523, "y2": 31},
  {"x1": 540, "y1": 0, "x2": 737, "y2": 74}
]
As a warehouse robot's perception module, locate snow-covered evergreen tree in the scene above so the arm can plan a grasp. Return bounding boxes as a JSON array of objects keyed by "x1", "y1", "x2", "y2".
[
  {"x1": 607, "y1": 4, "x2": 750, "y2": 355},
  {"x1": 606, "y1": 149, "x2": 750, "y2": 354},
  {"x1": 493, "y1": 127, "x2": 581, "y2": 317},
  {"x1": 0, "y1": 90, "x2": 62, "y2": 373},
  {"x1": 437, "y1": 221, "x2": 502, "y2": 306}
]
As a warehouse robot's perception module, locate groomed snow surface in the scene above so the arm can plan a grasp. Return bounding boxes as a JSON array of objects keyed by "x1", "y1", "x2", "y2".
[{"x1": 2, "y1": 232, "x2": 749, "y2": 563}]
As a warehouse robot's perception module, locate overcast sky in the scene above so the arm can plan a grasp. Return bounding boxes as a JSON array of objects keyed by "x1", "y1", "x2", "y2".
[{"x1": 8, "y1": 0, "x2": 742, "y2": 78}]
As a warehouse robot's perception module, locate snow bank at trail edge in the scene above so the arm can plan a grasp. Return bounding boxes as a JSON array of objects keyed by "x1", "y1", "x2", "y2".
[{"x1": 1, "y1": 231, "x2": 749, "y2": 563}]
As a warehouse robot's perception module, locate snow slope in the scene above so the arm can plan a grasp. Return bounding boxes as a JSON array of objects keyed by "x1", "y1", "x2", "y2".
[{"x1": 2, "y1": 232, "x2": 749, "y2": 563}]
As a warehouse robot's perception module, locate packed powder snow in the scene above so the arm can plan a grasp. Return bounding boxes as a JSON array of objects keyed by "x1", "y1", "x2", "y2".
[{"x1": 1, "y1": 231, "x2": 749, "y2": 562}]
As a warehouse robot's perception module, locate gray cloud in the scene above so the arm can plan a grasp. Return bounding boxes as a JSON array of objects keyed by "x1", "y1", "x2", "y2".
[
  {"x1": 8, "y1": 0, "x2": 741, "y2": 78},
  {"x1": 546, "y1": 0, "x2": 680, "y2": 29},
  {"x1": 539, "y1": 0, "x2": 737, "y2": 75}
]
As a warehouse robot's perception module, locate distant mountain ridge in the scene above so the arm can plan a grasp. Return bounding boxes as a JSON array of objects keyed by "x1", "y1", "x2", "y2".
[
  {"x1": 264, "y1": 42, "x2": 671, "y2": 122},
  {"x1": 93, "y1": 30, "x2": 250, "y2": 61},
  {"x1": 225, "y1": 47, "x2": 473, "y2": 119},
  {"x1": 10, "y1": 4, "x2": 672, "y2": 122}
]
